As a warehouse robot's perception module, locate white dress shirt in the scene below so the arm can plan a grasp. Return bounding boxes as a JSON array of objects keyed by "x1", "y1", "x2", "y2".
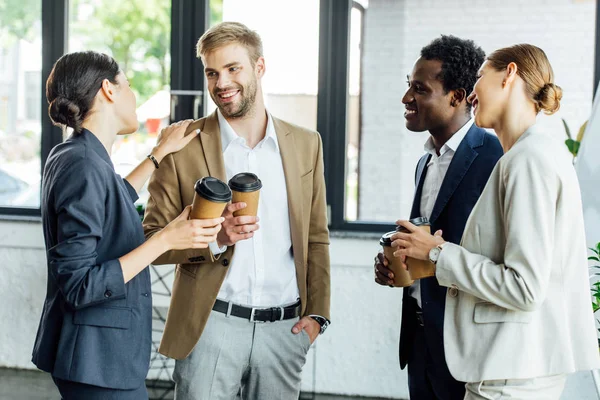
[
  {"x1": 409, "y1": 119, "x2": 473, "y2": 308},
  {"x1": 212, "y1": 110, "x2": 299, "y2": 308}
]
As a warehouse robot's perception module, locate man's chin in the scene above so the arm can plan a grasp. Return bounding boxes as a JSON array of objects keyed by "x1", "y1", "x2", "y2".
[
  {"x1": 218, "y1": 104, "x2": 239, "y2": 118},
  {"x1": 405, "y1": 121, "x2": 427, "y2": 133}
]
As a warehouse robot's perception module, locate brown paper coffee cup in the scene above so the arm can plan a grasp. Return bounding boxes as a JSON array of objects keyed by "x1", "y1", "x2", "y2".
[
  {"x1": 232, "y1": 190, "x2": 260, "y2": 217},
  {"x1": 190, "y1": 193, "x2": 228, "y2": 219},
  {"x1": 380, "y1": 231, "x2": 414, "y2": 287},
  {"x1": 396, "y1": 217, "x2": 435, "y2": 280},
  {"x1": 189, "y1": 177, "x2": 232, "y2": 221},
  {"x1": 228, "y1": 172, "x2": 262, "y2": 217}
]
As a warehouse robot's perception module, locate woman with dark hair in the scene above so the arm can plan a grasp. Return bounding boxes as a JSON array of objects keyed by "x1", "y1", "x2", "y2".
[
  {"x1": 32, "y1": 51, "x2": 223, "y2": 399},
  {"x1": 392, "y1": 44, "x2": 600, "y2": 399}
]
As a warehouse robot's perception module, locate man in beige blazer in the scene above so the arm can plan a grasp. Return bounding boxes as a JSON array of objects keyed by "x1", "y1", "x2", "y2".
[{"x1": 143, "y1": 22, "x2": 330, "y2": 399}]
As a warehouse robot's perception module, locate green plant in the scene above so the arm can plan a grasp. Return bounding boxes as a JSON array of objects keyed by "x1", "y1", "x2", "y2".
[
  {"x1": 589, "y1": 243, "x2": 600, "y2": 339},
  {"x1": 562, "y1": 118, "x2": 587, "y2": 160}
]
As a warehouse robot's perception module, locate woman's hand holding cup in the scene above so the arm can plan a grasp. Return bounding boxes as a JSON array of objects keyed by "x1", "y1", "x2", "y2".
[
  {"x1": 392, "y1": 220, "x2": 445, "y2": 261},
  {"x1": 160, "y1": 206, "x2": 224, "y2": 251}
]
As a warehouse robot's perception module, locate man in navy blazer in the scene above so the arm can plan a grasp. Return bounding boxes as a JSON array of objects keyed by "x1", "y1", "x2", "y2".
[{"x1": 374, "y1": 36, "x2": 503, "y2": 399}]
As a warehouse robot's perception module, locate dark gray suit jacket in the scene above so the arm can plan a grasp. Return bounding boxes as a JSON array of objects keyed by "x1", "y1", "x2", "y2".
[{"x1": 32, "y1": 129, "x2": 152, "y2": 390}]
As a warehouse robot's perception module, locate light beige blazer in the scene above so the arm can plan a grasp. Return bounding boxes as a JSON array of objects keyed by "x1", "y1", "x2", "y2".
[{"x1": 436, "y1": 125, "x2": 600, "y2": 382}]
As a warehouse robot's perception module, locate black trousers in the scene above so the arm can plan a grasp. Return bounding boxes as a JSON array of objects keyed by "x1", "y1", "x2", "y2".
[{"x1": 405, "y1": 299, "x2": 465, "y2": 400}]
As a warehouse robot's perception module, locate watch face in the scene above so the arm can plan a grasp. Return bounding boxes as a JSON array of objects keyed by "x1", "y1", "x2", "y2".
[{"x1": 429, "y1": 247, "x2": 441, "y2": 263}]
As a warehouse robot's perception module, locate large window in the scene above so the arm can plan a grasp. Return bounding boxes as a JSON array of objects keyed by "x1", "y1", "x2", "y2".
[
  {"x1": 327, "y1": 0, "x2": 598, "y2": 231},
  {"x1": 0, "y1": 0, "x2": 42, "y2": 210},
  {"x1": 2, "y1": 0, "x2": 600, "y2": 237},
  {"x1": 68, "y1": 0, "x2": 172, "y2": 206}
]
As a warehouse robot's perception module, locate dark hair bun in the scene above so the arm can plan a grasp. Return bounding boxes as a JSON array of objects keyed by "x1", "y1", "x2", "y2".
[
  {"x1": 48, "y1": 97, "x2": 83, "y2": 133},
  {"x1": 536, "y1": 83, "x2": 562, "y2": 115}
]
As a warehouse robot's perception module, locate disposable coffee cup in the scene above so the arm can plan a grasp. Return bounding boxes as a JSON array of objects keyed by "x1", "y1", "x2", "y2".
[
  {"x1": 228, "y1": 172, "x2": 262, "y2": 217},
  {"x1": 190, "y1": 177, "x2": 232, "y2": 220},
  {"x1": 379, "y1": 231, "x2": 414, "y2": 287},
  {"x1": 396, "y1": 217, "x2": 435, "y2": 279}
]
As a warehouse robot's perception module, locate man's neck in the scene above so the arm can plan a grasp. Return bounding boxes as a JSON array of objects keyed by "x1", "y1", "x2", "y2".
[
  {"x1": 429, "y1": 114, "x2": 470, "y2": 156},
  {"x1": 225, "y1": 102, "x2": 268, "y2": 149}
]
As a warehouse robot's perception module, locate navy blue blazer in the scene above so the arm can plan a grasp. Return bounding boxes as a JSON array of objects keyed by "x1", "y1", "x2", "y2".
[
  {"x1": 399, "y1": 125, "x2": 503, "y2": 370},
  {"x1": 32, "y1": 129, "x2": 152, "y2": 390}
]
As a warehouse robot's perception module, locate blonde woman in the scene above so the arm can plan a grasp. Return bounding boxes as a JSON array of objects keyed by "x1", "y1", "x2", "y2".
[{"x1": 392, "y1": 44, "x2": 600, "y2": 399}]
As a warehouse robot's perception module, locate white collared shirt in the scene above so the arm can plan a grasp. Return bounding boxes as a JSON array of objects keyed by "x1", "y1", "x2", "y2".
[
  {"x1": 409, "y1": 119, "x2": 473, "y2": 308},
  {"x1": 212, "y1": 110, "x2": 298, "y2": 307}
]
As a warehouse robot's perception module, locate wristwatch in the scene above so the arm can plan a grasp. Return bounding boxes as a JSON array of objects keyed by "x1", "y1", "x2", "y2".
[
  {"x1": 309, "y1": 315, "x2": 330, "y2": 334},
  {"x1": 428, "y1": 243, "x2": 447, "y2": 264}
]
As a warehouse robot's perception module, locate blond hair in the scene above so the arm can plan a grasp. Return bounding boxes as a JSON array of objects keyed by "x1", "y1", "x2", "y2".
[
  {"x1": 196, "y1": 22, "x2": 263, "y2": 66},
  {"x1": 487, "y1": 44, "x2": 562, "y2": 115}
]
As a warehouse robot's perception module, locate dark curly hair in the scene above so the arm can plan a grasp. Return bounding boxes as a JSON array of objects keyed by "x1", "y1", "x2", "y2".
[{"x1": 421, "y1": 35, "x2": 485, "y2": 112}]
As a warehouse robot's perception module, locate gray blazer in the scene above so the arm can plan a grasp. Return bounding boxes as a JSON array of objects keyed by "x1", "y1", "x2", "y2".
[
  {"x1": 436, "y1": 125, "x2": 600, "y2": 382},
  {"x1": 32, "y1": 129, "x2": 152, "y2": 390}
]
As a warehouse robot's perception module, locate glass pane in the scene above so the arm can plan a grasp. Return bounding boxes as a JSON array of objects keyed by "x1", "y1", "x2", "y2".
[
  {"x1": 0, "y1": 0, "x2": 42, "y2": 208},
  {"x1": 68, "y1": 0, "x2": 172, "y2": 206},
  {"x1": 345, "y1": 5, "x2": 363, "y2": 221},
  {"x1": 207, "y1": 0, "x2": 320, "y2": 130},
  {"x1": 346, "y1": 0, "x2": 596, "y2": 223}
]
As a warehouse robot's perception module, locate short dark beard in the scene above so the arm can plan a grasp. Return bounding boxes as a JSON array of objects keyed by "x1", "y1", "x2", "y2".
[{"x1": 214, "y1": 78, "x2": 257, "y2": 119}]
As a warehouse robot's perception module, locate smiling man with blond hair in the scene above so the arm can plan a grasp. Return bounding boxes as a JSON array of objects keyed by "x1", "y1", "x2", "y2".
[{"x1": 143, "y1": 21, "x2": 331, "y2": 399}]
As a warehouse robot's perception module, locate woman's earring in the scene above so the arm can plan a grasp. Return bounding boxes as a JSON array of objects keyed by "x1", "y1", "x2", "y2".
[{"x1": 502, "y1": 80, "x2": 506, "y2": 87}]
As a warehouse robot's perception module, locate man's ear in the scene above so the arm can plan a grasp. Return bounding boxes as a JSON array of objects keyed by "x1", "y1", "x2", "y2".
[
  {"x1": 255, "y1": 56, "x2": 266, "y2": 78},
  {"x1": 451, "y1": 88, "x2": 467, "y2": 107}
]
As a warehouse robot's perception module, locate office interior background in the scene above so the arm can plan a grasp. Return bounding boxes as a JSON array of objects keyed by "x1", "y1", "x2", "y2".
[{"x1": 1, "y1": 0, "x2": 600, "y2": 398}]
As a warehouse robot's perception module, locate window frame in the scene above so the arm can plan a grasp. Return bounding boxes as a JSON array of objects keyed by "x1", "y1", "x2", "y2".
[
  {"x1": 317, "y1": 0, "x2": 394, "y2": 233},
  {"x1": 318, "y1": 0, "x2": 600, "y2": 233},
  {"x1": 0, "y1": 0, "x2": 66, "y2": 219},
  {"x1": 0, "y1": 0, "x2": 208, "y2": 221},
  {"x1": 3, "y1": 0, "x2": 600, "y2": 234}
]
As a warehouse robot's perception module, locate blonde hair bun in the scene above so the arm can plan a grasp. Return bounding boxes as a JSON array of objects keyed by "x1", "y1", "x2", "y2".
[{"x1": 535, "y1": 82, "x2": 562, "y2": 115}]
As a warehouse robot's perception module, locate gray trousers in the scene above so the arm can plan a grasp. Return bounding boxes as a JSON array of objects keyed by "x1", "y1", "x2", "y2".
[
  {"x1": 173, "y1": 310, "x2": 311, "y2": 400},
  {"x1": 464, "y1": 374, "x2": 567, "y2": 400}
]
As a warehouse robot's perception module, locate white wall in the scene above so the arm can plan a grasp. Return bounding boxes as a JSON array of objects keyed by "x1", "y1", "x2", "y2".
[{"x1": 0, "y1": 221, "x2": 597, "y2": 399}]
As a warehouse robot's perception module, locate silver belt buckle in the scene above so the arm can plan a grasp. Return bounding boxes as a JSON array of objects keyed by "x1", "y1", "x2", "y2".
[
  {"x1": 249, "y1": 307, "x2": 265, "y2": 323},
  {"x1": 279, "y1": 306, "x2": 285, "y2": 321}
]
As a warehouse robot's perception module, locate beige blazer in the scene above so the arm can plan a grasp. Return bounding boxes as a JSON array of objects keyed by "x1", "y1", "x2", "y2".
[
  {"x1": 436, "y1": 125, "x2": 600, "y2": 382},
  {"x1": 143, "y1": 111, "x2": 330, "y2": 360}
]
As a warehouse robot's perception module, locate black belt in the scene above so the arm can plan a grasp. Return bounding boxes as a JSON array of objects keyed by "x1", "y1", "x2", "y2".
[{"x1": 212, "y1": 299, "x2": 301, "y2": 323}]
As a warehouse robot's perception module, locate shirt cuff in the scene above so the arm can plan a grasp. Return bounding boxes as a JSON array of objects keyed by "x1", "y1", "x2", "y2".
[
  {"x1": 435, "y1": 242, "x2": 458, "y2": 288},
  {"x1": 209, "y1": 241, "x2": 227, "y2": 256}
]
